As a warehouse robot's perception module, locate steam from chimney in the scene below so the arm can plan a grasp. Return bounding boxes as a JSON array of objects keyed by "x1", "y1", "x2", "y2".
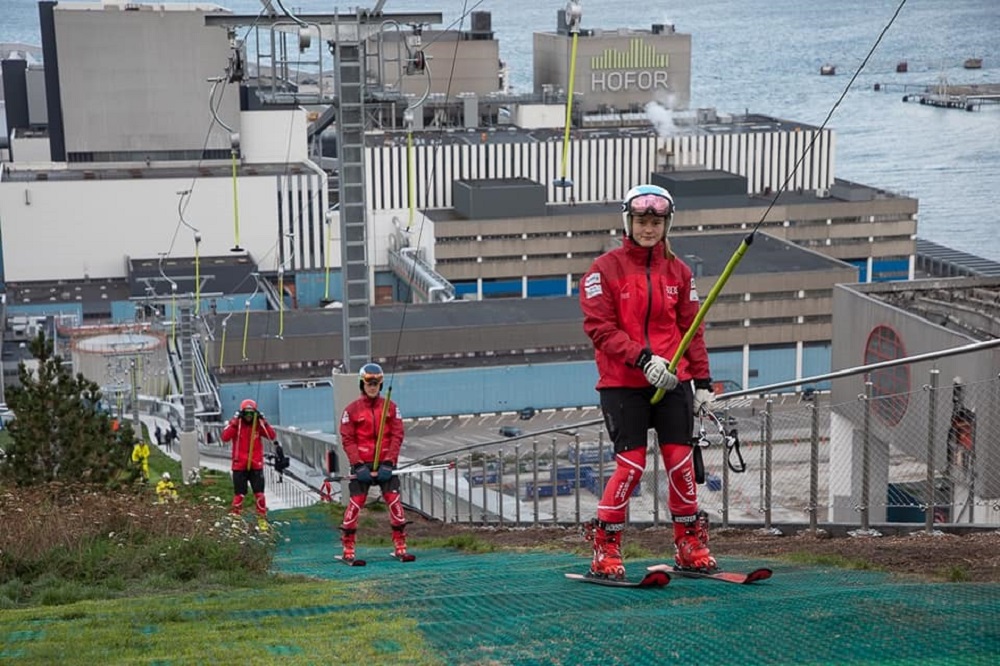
[{"x1": 645, "y1": 99, "x2": 677, "y2": 137}]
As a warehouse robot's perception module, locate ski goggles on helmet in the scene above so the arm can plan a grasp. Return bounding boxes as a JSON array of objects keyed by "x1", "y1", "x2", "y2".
[
  {"x1": 625, "y1": 193, "x2": 673, "y2": 218},
  {"x1": 360, "y1": 363, "x2": 384, "y2": 385}
]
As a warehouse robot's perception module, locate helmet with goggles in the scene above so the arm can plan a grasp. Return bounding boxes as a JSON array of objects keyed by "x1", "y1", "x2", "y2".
[
  {"x1": 239, "y1": 398, "x2": 258, "y2": 418},
  {"x1": 358, "y1": 362, "x2": 384, "y2": 392},
  {"x1": 621, "y1": 184, "x2": 675, "y2": 239}
]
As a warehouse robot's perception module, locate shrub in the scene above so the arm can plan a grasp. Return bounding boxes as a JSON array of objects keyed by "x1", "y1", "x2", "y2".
[{"x1": 0, "y1": 483, "x2": 277, "y2": 607}]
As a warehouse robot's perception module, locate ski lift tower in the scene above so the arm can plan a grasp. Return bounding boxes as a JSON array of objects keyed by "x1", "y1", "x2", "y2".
[
  {"x1": 330, "y1": 1, "x2": 441, "y2": 372},
  {"x1": 207, "y1": 3, "x2": 442, "y2": 373}
]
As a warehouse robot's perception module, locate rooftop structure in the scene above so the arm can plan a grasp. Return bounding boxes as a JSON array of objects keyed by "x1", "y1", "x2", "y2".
[
  {"x1": 533, "y1": 13, "x2": 692, "y2": 113},
  {"x1": 853, "y1": 277, "x2": 1000, "y2": 342},
  {"x1": 916, "y1": 239, "x2": 1000, "y2": 278}
]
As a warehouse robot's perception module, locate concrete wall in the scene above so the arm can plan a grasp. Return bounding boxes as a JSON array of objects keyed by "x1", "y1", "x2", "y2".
[
  {"x1": 534, "y1": 30, "x2": 692, "y2": 112},
  {"x1": 374, "y1": 34, "x2": 502, "y2": 97},
  {"x1": 54, "y1": 3, "x2": 238, "y2": 156},
  {"x1": 830, "y1": 282, "x2": 1000, "y2": 515},
  {"x1": 1, "y1": 171, "x2": 281, "y2": 281},
  {"x1": 241, "y1": 110, "x2": 308, "y2": 163}
]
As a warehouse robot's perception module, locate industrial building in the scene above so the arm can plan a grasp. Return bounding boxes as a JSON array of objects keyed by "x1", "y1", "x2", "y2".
[{"x1": 0, "y1": 1, "x2": 963, "y2": 427}]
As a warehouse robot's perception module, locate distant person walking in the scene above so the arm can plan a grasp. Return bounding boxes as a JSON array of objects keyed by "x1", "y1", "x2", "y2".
[
  {"x1": 221, "y1": 399, "x2": 276, "y2": 531},
  {"x1": 271, "y1": 441, "x2": 290, "y2": 483},
  {"x1": 131, "y1": 438, "x2": 150, "y2": 482}
]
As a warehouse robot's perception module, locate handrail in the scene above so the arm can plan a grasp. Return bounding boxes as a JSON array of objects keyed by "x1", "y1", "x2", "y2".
[
  {"x1": 406, "y1": 336, "x2": 1000, "y2": 465},
  {"x1": 191, "y1": 335, "x2": 222, "y2": 417},
  {"x1": 717, "y1": 337, "x2": 1000, "y2": 401},
  {"x1": 388, "y1": 246, "x2": 455, "y2": 303}
]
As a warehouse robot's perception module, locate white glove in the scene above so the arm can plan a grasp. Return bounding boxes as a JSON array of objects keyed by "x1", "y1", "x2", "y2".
[
  {"x1": 642, "y1": 355, "x2": 678, "y2": 390},
  {"x1": 693, "y1": 387, "x2": 715, "y2": 415}
]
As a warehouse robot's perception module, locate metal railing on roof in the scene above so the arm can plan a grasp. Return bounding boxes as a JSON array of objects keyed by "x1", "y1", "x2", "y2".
[{"x1": 388, "y1": 246, "x2": 456, "y2": 303}]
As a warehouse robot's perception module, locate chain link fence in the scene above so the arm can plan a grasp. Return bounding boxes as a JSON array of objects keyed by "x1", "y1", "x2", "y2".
[
  {"x1": 156, "y1": 340, "x2": 1000, "y2": 532},
  {"x1": 396, "y1": 351, "x2": 1000, "y2": 533}
]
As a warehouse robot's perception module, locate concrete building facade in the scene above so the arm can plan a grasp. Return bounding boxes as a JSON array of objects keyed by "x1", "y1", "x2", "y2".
[
  {"x1": 533, "y1": 19, "x2": 692, "y2": 113},
  {"x1": 829, "y1": 277, "x2": 1000, "y2": 521}
]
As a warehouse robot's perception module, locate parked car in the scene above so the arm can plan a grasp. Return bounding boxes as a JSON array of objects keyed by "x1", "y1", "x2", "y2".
[
  {"x1": 712, "y1": 379, "x2": 742, "y2": 396},
  {"x1": 518, "y1": 407, "x2": 536, "y2": 420},
  {"x1": 499, "y1": 425, "x2": 523, "y2": 438}
]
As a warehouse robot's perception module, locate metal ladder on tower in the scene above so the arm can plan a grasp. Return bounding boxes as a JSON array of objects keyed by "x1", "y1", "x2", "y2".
[{"x1": 333, "y1": 15, "x2": 371, "y2": 373}]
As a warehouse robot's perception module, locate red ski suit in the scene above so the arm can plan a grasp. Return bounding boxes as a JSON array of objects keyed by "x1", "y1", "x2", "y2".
[
  {"x1": 339, "y1": 393, "x2": 407, "y2": 548},
  {"x1": 340, "y1": 394, "x2": 404, "y2": 467},
  {"x1": 580, "y1": 237, "x2": 710, "y2": 387},
  {"x1": 222, "y1": 414, "x2": 277, "y2": 471}
]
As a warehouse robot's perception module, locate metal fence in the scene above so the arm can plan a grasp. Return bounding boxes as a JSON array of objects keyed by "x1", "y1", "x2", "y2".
[
  {"x1": 396, "y1": 339, "x2": 1000, "y2": 532},
  {"x1": 151, "y1": 338, "x2": 1000, "y2": 531}
]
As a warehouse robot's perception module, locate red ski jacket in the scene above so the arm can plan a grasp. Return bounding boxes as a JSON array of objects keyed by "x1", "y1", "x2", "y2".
[
  {"x1": 340, "y1": 395, "x2": 404, "y2": 467},
  {"x1": 580, "y1": 237, "x2": 711, "y2": 389},
  {"x1": 222, "y1": 414, "x2": 277, "y2": 471}
]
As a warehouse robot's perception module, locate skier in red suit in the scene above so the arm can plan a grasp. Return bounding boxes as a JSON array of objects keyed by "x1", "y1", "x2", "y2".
[
  {"x1": 221, "y1": 398, "x2": 276, "y2": 531},
  {"x1": 579, "y1": 183, "x2": 717, "y2": 579},
  {"x1": 338, "y1": 362, "x2": 409, "y2": 561}
]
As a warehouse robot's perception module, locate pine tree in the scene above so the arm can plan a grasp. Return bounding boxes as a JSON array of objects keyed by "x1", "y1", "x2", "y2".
[{"x1": 0, "y1": 331, "x2": 137, "y2": 487}]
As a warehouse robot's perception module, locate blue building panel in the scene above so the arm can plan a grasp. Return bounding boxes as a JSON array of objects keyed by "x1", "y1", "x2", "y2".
[
  {"x1": 295, "y1": 270, "x2": 342, "y2": 308},
  {"x1": 871, "y1": 258, "x2": 910, "y2": 282},
  {"x1": 748, "y1": 345, "x2": 797, "y2": 391},
  {"x1": 6, "y1": 302, "x2": 84, "y2": 320},
  {"x1": 708, "y1": 348, "x2": 743, "y2": 391},
  {"x1": 527, "y1": 278, "x2": 567, "y2": 297},
  {"x1": 277, "y1": 381, "x2": 335, "y2": 432},
  {"x1": 802, "y1": 342, "x2": 832, "y2": 390},
  {"x1": 110, "y1": 301, "x2": 137, "y2": 323},
  {"x1": 388, "y1": 361, "x2": 601, "y2": 418},
  {"x1": 481, "y1": 279, "x2": 522, "y2": 298},
  {"x1": 219, "y1": 382, "x2": 281, "y2": 424},
  {"x1": 453, "y1": 282, "x2": 477, "y2": 296}
]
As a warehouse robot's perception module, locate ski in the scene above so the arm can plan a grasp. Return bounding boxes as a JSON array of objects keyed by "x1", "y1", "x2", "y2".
[
  {"x1": 647, "y1": 564, "x2": 772, "y2": 585},
  {"x1": 565, "y1": 569, "x2": 670, "y2": 588},
  {"x1": 335, "y1": 556, "x2": 367, "y2": 567},
  {"x1": 390, "y1": 552, "x2": 417, "y2": 562}
]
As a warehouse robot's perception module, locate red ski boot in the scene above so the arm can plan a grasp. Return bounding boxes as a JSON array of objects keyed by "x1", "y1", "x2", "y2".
[
  {"x1": 340, "y1": 527, "x2": 357, "y2": 561},
  {"x1": 585, "y1": 520, "x2": 626, "y2": 580},
  {"x1": 673, "y1": 511, "x2": 717, "y2": 571},
  {"x1": 392, "y1": 525, "x2": 415, "y2": 562}
]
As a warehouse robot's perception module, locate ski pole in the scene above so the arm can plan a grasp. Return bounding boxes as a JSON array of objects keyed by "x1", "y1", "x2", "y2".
[
  {"x1": 652, "y1": 233, "x2": 755, "y2": 405},
  {"x1": 371, "y1": 386, "x2": 392, "y2": 469},
  {"x1": 332, "y1": 461, "x2": 453, "y2": 482},
  {"x1": 247, "y1": 411, "x2": 259, "y2": 471}
]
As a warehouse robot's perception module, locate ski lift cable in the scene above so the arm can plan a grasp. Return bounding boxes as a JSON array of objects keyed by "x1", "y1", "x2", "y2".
[
  {"x1": 651, "y1": 0, "x2": 911, "y2": 405},
  {"x1": 381, "y1": 0, "x2": 485, "y2": 395}
]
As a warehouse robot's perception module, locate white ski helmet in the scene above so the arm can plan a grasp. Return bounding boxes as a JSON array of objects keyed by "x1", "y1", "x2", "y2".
[
  {"x1": 359, "y1": 362, "x2": 384, "y2": 392},
  {"x1": 621, "y1": 184, "x2": 675, "y2": 239}
]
